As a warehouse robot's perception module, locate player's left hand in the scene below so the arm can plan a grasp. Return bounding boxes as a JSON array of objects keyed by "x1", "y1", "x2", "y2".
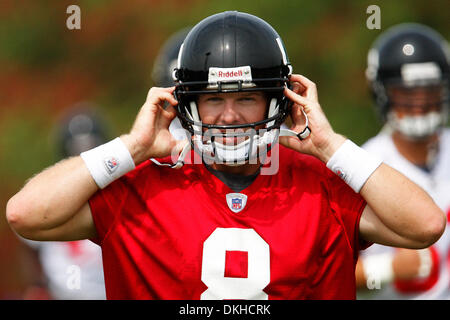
[{"x1": 280, "y1": 74, "x2": 346, "y2": 163}]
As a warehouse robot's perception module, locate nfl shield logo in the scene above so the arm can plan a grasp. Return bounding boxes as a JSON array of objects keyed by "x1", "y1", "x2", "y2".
[
  {"x1": 232, "y1": 198, "x2": 242, "y2": 210},
  {"x1": 226, "y1": 193, "x2": 248, "y2": 213},
  {"x1": 104, "y1": 156, "x2": 119, "y2": 174}
]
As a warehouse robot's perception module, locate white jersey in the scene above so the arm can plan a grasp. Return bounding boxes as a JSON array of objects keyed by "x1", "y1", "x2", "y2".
[
  {"x1": 358, "y1": 129, "x2": 450, "y2": 300},
  {"x1": 24, "y1": 239, "x2": 106, "y2": 300}
]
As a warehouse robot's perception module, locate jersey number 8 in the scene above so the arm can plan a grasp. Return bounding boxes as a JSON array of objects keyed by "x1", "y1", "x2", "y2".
[{"x1": 201, "y1": 228, "x2": 270, "y2": 299}]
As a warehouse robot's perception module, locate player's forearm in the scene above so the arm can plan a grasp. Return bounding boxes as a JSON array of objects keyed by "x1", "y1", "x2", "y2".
[
  {"x1": 120, "y1": 133, "x2": 149, "y2": 166},
  {"x1": 318, "y1": 135, "x2": 445, "y2": 248},
  {"x1": 6, "y1": 156, "x2": 98, "y2": 237},
  {"x1": 360, "y1": 164, "x2": 445, "y2": 247}
]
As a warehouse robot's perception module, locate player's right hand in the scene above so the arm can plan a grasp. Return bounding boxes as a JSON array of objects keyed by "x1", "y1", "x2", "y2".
[
  {"x1": 121, "y1": 87, "x2": 187, "y2": 165},
  {"x1": 280, "y1": 74, "x2": 346, "y2": 163}
]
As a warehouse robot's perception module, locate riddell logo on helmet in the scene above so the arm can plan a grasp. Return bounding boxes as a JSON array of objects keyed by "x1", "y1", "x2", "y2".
[
  {"x1": 218, "y1": 70, "x2": 243, "y2": 78},
  {"x1": 208, "y1": 66, "x2": 253, "y2": 83}
]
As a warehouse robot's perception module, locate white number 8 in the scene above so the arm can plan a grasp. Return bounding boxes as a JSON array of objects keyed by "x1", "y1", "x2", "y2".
[{"x1": 200, "y1": 228, "x2": 270, "y2": 300}]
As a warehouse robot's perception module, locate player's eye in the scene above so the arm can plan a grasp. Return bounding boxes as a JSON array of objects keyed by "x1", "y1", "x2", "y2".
[
  {"x1": 206, "y1": 96, "x2": 223, "y2": 103},
  {"x1": 238, "y1": 96, "x2": 256, "y2": 103}
]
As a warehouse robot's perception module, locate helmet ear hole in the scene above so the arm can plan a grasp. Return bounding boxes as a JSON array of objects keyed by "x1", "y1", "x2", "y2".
[{"x1": 172, "y1": 69, "x2": 179, "y2": 82}]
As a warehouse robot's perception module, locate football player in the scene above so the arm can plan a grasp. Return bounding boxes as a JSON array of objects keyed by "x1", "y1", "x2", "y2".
[
  {"x1": 6, "y1": 12, "x2": 446, "y2": 299},
  {"x1": 356, "y1": 23, "x2": 450, "y2": 299},
  {"x1": 20, "y1": 104, "x2": 107, "y2": 299}
]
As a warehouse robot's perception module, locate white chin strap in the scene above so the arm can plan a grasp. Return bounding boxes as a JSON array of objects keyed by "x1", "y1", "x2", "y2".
[
  {"x1": 280, "y1": 107, "x2": 311, "y2": 140},
  {"x1": 387, "y1": 111, "x2": 446, "y2": 139},
  {"x1": 151, "y1": 99, "x2": 311, "y2": 168},
  {"x1": 150, "y1": 140, "x2": 191, "y2": 169}
]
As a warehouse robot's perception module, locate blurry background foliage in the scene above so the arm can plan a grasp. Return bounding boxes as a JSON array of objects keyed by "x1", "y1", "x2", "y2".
[{"x1": 0, "y1": 0, "x2": 448, "y2": 297}]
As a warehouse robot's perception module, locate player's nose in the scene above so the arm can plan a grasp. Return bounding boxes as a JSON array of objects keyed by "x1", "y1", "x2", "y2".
[{"x1": 219, "y1": 99, "x2": 241, "y2": 125}]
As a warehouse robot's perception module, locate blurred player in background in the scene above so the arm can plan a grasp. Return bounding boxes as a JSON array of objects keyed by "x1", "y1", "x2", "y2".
[
  {"x1": 21, "y1": 103, "x2": 107, "y2": 300},
  {"x1": 356, "y1": 23, "x2": 450, "y2": 299},
  {"x1": 151, "y1": 27, "x2": 191, "y2": 141}
]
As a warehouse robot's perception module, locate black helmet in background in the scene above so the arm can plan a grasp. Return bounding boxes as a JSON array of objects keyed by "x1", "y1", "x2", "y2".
[
  {"x1": 366, "y1": 23, "x2": 450, "y2": 139},
  {"x1": 56, "y1": 103, "x2": 109, "y2": 158},
  {"x1": 151, "y1": 28, "x2": 191, "y2": 88}
]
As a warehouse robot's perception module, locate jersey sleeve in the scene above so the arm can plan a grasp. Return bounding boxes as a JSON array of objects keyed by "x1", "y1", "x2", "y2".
[
  {"x1": 325, "y1": 168, "x2": 371, "y2": 255},
  {"x1": 88, "y1": 177, "x2": 130, "y2": 245}
]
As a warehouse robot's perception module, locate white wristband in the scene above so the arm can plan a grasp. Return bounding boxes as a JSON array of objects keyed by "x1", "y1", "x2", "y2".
[
  {"x1": 80, "y1": 137, "x2": 136, "y2": 189},
  {"x1": 326, "y1": 139, "x2": 382, "y2": 193},
  {"x1": 362, "y1": 252, "x2": 394, "y2": 286}
]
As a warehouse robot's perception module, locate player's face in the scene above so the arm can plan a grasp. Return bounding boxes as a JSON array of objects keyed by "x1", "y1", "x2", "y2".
[
  {"x1": 389, "y1": 85, "x2": 444, "y2": 117},
  {"x1": 197, "y1": 91, "x2": 267, "y2": 145}
]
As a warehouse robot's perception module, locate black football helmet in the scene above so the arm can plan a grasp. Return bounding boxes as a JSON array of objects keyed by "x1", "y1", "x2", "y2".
[
  {"x1": 366, "y1": 23, "x2": 450, "y2": 139},
  {"x1": 57, "y1": 103, "x2": 109, "y2": 158},
  {"x1": 172, "y1": 11, "x2": 304, "y2": 165},
  {"x1": 151, "y1": 28, "x2": 191, "y2": 88}
]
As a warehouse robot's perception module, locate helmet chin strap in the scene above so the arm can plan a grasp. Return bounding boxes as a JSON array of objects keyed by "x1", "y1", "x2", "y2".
[
  {"x1": 279, "y1": 108, "x2": 311, "y2": 140},
  {"x1": 150, "y1": 140, "x2": 191, "y2": 169},
  {"x1": 151, "y1": 101, "x2": 311, "y2": 168}
]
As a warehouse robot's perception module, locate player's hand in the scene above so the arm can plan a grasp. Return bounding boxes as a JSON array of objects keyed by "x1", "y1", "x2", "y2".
[
  {"x1": 121, "y1": 87, "x2": 187, "y2": 165},
  {"x1": 280, "y1": 74, "x2": 346, "y2": 163}
]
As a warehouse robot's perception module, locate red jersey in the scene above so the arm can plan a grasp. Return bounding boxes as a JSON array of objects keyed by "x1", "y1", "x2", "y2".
[{"x1": 89, "y1": 145, "x2": 367, "y2": 299}]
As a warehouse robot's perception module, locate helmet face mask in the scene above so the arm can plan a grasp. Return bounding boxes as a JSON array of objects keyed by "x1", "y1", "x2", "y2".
[
  {"x1": 192, "y1": 92, "x2": 286, "y2": 165},
  {"x1": 173, "y1": 11, "x2": 292, "y2": 165},
  {"x1": 180, "y1": 92, "x2": 286, "y2": 165},
  {"x1": 386, "y1": 83, "x2": 449, "y2": 140},
  {"x1": 366, "y1": 23, "x2": 450, "y2": 140}
]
